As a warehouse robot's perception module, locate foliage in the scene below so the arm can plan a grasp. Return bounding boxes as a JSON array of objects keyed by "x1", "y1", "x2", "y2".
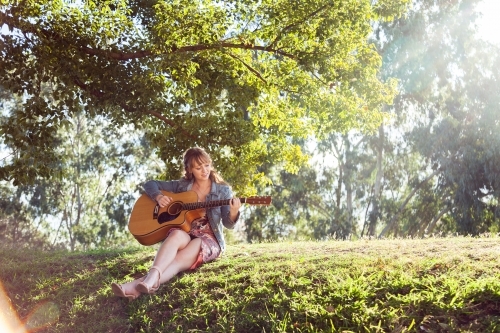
[
  {"x1": 244, "y1": 160, "x2": 321, "y2": 242},
  {"x1": 7, "y1": 0, "x2": 500, "y2": 245},
  {"x1": 248, "y1": 0, "x2": 500, "y2": 240},
  {"x1": 241, "y1": 137, "x2": 360, "y2": 242},
  {"x1": 413, "y1": 41, "x2": 500, "y2": 234},
  {"x1": 0, "y1": 0, "x2": 409, "y2": 191},
  {"x1": 365, "y1": 0, "x2": 500, "y2": 236},
  {"x1": 2, "y1": 237, "x2": 500, "y2": 332},
  {"x1": 41, "y1": 112, "x2": 165, "y2": 250},
  {"x1": 1, "y1": 94, "x2": 164, "y2": 249},
  {"x1": 0, "y1": 182, "x2": 54, "y2": 249}
]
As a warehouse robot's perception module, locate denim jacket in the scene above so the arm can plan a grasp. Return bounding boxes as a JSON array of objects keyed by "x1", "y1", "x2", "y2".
[{"x1": 143, "y1": 178, "x2": 239, "y2": 253}]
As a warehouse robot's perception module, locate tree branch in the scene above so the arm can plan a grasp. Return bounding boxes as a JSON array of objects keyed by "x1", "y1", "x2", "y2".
[
  {"x1": 80, "y1": 42, "x2": 296, "y2": 61},
  {"x1": 307, "y1": 197, "x2": 335, "y2": 220},
  {"x1": 226, "y1": 52, "x2": 268, "y2": 85},
  {"x1": 13, "y1": 18, "x2": 298, "y2": 61},
  {"x1": 268, "y1": 4, "x2": 330, "y2": 50},
  {"x1": 72, "y1": 77, "x2": 105, "y2": 98},
  {"x1": 124, "y1": 107, "x2": 199, "y2": 142},
  {"x1": 72, "y1": 74, "x2": 199, "y2": 140},
  {"x1": 145, "y1": 110, "x2": 185, "y2": 132}
]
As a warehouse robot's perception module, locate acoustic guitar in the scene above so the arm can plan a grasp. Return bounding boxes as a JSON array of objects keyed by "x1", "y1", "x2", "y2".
[{"x1": 128, "y1": 190, "x2": 272, "y2": 245}]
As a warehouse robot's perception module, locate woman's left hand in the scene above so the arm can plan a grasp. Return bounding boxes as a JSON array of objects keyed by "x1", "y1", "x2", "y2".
[
  {"x1": 229, "y1": 197, "x2": 241, "y2": 221},
  {"x1": 230, "y1": 197, "x2": 241, "y2": 211}
]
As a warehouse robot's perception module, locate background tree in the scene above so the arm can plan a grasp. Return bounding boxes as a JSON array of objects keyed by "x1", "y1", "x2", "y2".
[
  {"x1": 0, "y1": 182, "x2": 54, "y2": 249},
  {"x1": 410, "y1": 41, "x2": 500, "y2": 234},
  {"x1": 0, "y1": 84, "x2": 163, "y2": 249},
  {"x1": 246, "y1": 0, "x2": 500, "y2": 241},
  {"x1": 4, "y1": 0, "x2": 498, "y2": 245},
  {"x1": 370, "y1": 0, "x2": 500, "y2": 236},
  {"x1": 241, "y1": 144, "x2": 319, "y2": 242},
  {"x1": 0, "y1": 0, "x2": 409, "y2": 191}
]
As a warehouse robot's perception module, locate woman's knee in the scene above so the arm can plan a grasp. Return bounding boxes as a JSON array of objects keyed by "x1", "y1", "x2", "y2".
[
  {"x1": 166, "y1": 229, "x2": 190, "y2": 245},
  {"x1": 173, "y1": 238, "x2": 202, "y2": 265}
]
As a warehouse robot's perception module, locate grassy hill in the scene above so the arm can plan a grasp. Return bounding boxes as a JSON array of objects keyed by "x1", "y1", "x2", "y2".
[{"x1": 1, "y1": 236, "x2": 500, "y2": 332}]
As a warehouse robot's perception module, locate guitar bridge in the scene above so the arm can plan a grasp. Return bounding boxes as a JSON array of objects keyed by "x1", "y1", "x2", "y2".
[{"x1": 153, "y1": 204, "x2": 159, "y2": 220}]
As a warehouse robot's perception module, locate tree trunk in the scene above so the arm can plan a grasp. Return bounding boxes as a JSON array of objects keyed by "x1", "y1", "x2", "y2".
[
  {"x1": 421, "y1": 206, "x2": 450, "y2": 236},
  {"x1": 343, "y1": 135, "x2": 354, "y2": 238},
  {"x1": 378, "y1": 169, "x2": 440, "y2": 238},
  {"x1": 368, "y1": 125, "x2": 384, "y2": 236}
]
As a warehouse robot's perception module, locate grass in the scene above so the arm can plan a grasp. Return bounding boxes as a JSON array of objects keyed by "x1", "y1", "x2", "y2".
[{"x1": 1, "y1": 236, "x2": 500, "y2": 332}]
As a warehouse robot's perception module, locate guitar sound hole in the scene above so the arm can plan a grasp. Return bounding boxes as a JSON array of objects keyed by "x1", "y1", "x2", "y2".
[
  {"x1": 167, "y1": 202, "x2": 183, "y2": 215},
  {"x1": 158, "y1": 212, "x2": 180, "y2": 224}
]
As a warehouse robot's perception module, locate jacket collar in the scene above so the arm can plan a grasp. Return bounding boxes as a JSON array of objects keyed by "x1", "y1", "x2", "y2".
[{"x1": 185, "y1": 178, "x2": 216, "y2": 194}]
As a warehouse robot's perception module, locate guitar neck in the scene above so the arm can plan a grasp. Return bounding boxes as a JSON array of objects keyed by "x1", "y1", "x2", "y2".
[{"x1": 181, "y1": 198, "x2": 245, "y2": 211}]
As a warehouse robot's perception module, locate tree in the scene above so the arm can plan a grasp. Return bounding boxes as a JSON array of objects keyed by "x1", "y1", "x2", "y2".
[
  {"x1": 0, "y1": 182, "x2": 54, "y2": 249},
  {"x1": 41, "y1": 110, "x2": 165, "y2": 250},
  {"x1": 412, "y1": 43, "x2": 500, "y2": 234},
  {"x1": 243, "y1": 0, "x2": 500, "y2": 240},
  {"x1": 0, "y1": 0, "x2": 409, "y2": 190},
  {"x1": 1, "y1": 86, "x2": 163, "y2": 249},
  {"x1": 241, "y1": 143, "x2": 320, "y2": 242},
  {"x1": 244, "y1": 135, "x2": 365, "y2": 242},
  {"x1": 370, "y1": 0, "x2": 500, "y2": 236}
]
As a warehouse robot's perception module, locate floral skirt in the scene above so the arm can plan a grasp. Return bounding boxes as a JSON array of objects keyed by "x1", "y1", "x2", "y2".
[{"x1": 167, "y1": 215, "x2": 221, "y2": 270}]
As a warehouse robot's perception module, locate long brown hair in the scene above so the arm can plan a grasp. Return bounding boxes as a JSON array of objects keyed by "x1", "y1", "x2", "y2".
[{"x1": 182, "y1": 147, "x2": 227, "y2": 184}]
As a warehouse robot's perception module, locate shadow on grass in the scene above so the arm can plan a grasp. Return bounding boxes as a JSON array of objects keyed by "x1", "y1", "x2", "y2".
[
  {"x1": 1, "y1": 239, "x2": 500, "y2": 333},
  {"x1": 0, "y1": 247, "x2": 157, "y2": 333}
]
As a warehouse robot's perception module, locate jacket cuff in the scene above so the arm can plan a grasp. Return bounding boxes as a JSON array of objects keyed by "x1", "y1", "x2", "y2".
[{"x1": 229, "y1": 211, "x2": 240, "y2": 224}]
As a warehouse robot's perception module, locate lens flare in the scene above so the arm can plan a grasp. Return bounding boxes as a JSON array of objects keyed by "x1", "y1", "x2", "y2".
[
  {"x1": 0, "y1": 283, "x2": 25, "y2": 333},
  {"x1": 0, "y1": 282, "x2": 59, "y2": 333}
]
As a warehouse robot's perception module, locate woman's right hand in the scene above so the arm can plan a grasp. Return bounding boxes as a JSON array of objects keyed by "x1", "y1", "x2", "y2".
[{"x1": 155, "y1": 194, "x2": 173, "y2": 208}]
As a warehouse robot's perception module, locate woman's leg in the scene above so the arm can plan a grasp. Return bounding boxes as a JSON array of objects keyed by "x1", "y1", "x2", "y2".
[
  {"x1": 159, "y1": 237, "x2": 202, "y2": 283},
  {"x1": 139, "y1": 229, "x2": 196, "y2": 290}
]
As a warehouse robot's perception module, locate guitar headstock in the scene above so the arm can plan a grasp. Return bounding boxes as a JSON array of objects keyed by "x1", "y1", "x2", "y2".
[{"x1": 244, "y1": 196, "x2": 272, "y2": 206}]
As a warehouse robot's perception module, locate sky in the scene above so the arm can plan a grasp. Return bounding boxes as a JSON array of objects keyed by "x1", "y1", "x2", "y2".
[{"x1": 476, "y1": 0, "x2": 500, "y2": 45}]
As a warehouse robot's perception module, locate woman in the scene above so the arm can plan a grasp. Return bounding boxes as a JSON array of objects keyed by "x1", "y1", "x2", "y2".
[{"x1": 111, "y1": 147, "x2": 241, "y2": 300}]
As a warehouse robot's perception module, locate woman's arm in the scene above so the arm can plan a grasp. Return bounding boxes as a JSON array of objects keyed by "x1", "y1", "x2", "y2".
[
  {"x1": 143, "y1": 180, "x2": 179, "y2": 202},
  {"x1": 219, "y1": 186, "x2": 240, "y2": 229}
]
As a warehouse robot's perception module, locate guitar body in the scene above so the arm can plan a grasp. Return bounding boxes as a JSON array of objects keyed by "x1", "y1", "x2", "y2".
[{"x1": 128, "y1": 191, "x2": 201, "y2": 246}]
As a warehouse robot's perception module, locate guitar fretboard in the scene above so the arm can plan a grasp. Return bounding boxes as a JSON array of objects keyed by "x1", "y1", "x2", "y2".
[{"x1": 181, "y1": 198, "x2": 247, "y2": 211}]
